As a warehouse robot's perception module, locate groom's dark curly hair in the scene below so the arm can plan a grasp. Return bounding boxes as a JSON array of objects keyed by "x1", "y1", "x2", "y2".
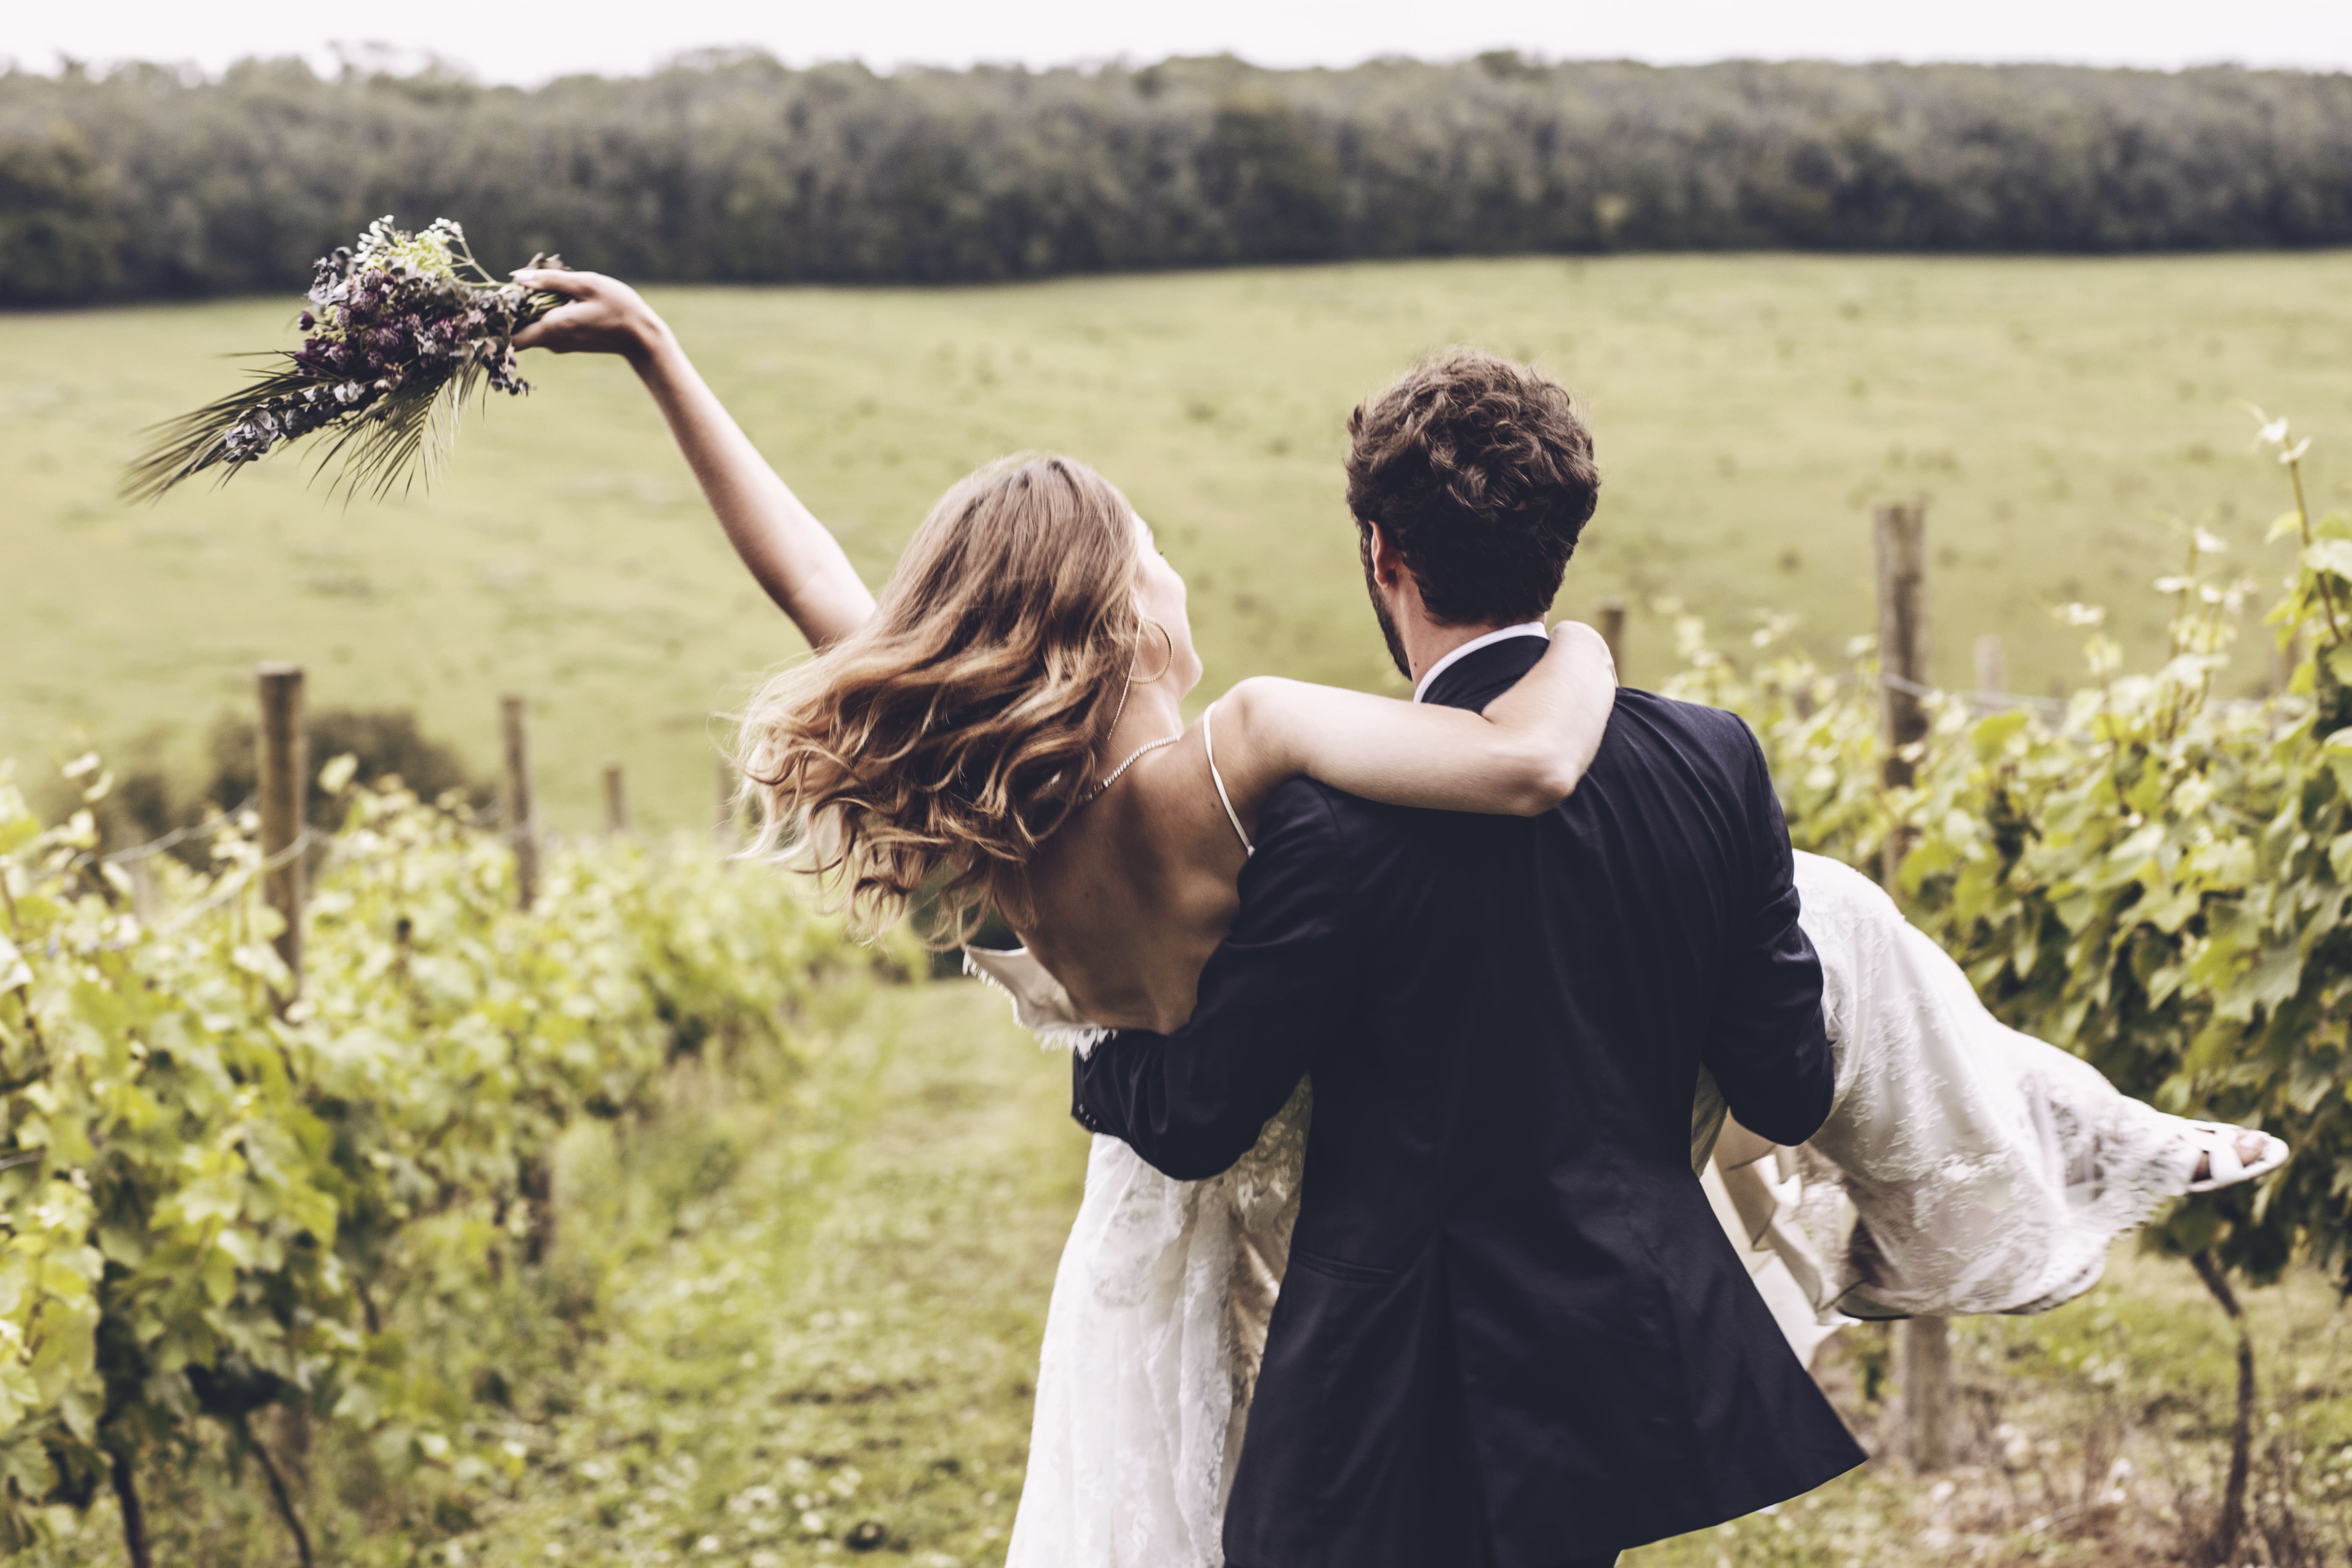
[{"x1": 1344, "y1": 349, "x2": 1599, "y2": 627}]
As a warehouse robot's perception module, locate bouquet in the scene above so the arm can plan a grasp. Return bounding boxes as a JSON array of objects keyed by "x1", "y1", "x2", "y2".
[{"x1": 126, "y1": 217, "x2": 565, "y2": 501}]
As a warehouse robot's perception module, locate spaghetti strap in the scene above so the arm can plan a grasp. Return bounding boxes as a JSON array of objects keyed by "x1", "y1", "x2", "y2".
[{"x1": 1202, "y1": 702, "x2": 1254, "y2": 856}]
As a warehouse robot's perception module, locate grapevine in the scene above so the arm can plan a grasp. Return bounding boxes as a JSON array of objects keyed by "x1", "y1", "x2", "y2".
[
  {"x1": 0, "y1": 769, "x2": 907, "y2": 1561},
  {"x1": 1665, "y1": 413, "x2": 2352, "y2": 1561}
]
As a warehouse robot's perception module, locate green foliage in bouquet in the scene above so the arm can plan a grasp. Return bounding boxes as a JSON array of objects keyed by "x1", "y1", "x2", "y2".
[
  {"x1": 0, "y1": 765, "x2": 909, "y2": 1562},
  {"x1": 123, "y1": 217, "x2": 561, "y2": 503}
]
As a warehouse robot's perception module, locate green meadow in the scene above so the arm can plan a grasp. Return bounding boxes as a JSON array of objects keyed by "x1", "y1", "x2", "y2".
[{"x1": 6, "y1": 251, "x2": 2350, "y2": 831}]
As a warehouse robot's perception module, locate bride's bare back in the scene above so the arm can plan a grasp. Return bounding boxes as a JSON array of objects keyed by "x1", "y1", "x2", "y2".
[
  {"x1": 1009, "y1": 635, "x2": 1620, "y2": 1031},
  {"x1": 1015, "y1": 727, "x2": 1248, "y2": 1033}
]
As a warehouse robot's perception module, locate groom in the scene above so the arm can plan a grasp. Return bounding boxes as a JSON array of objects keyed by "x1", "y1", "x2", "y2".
[{"x1": 1072, "y1": 350, "x2": 1866, "y2": 1567}]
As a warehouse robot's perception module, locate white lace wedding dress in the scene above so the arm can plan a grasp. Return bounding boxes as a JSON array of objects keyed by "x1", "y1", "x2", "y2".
[
  {"x1": 1701, "y1": 854, "x2": 2201, "y2": 1357},
  {"x1": 972, "y1": 850, "x2": 2206, "y2": 1568}
]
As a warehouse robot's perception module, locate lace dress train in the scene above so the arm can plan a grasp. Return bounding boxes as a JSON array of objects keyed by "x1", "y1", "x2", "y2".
[{"x1": 1705, "y1": 853, "x2": 2202, "y2": 1348}]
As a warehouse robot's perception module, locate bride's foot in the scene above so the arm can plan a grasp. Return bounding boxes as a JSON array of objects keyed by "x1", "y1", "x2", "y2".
[{"x1": 2185, "y1": 1122, "x2": 2290, "y2": 1192}]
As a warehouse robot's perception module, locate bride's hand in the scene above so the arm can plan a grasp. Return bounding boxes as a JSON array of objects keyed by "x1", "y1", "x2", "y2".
[
  {"x1": 509, "y1": 268, "x2": 669, "y2": 362},
  {"x1": 515, "y1": 265, "x2": 880, "y2": 644},
  {"x1": 1546, "y1": 618, "x2": 1617, "y2": 684},
  {"x1": 1466, "y1": 618, "x2": 1619, "y2": 805}
]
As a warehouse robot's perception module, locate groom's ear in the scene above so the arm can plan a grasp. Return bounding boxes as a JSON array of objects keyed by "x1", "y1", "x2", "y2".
[{"x1": 1361, "y1": 521, "x2": 1406, "y2": 588}]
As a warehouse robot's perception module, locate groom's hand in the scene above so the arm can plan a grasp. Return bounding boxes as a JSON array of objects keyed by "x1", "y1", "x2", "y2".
[{"x1": 1071, "y1": 780, "x2": 1353, "y2": 1180}]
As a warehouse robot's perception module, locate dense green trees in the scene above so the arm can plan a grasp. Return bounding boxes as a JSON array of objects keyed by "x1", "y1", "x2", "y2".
[
  {"x1": 0, "y1": 121, "x2": 117, "y2": 303},
  {"x1": 1, "y1": 51, "x2": 2349, "y2": 302}
]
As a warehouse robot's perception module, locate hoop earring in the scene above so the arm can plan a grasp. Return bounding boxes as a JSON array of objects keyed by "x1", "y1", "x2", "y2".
[{"x1": 1131, "y1": 619, "x2": 1176, "y2": 685}]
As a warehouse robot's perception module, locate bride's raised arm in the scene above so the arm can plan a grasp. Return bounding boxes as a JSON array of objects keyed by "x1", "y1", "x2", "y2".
[
  {"x1": 510, "y1": 269, "x2": 877, "y2": 649},
  {"x1": 1209, "y1": 624, "x2": 1618, "y2": 827}
]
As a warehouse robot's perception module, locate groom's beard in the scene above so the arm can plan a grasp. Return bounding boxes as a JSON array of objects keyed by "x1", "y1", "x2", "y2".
[{"x1": 1361, "y1": 539, "x2": 1413, "y2": 680}]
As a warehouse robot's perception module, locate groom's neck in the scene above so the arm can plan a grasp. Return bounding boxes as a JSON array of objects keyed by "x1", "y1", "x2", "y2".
[
  {"x1": 1399, "y1": 613, "x2": 1514, "y2": 687},
  {"x1": 1383, "y1": 572, "x2": 1514, "y2": 686}
]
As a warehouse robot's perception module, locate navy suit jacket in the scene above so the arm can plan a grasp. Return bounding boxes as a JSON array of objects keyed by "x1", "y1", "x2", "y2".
[{"x1": 1072, "y1": 635, "x2": 1865, "y2": 1566}]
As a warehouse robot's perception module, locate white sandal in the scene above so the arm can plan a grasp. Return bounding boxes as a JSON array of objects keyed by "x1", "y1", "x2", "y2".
[{"x1": 2184, "y1": 1120, "x2": 2290, "y2": 1193}]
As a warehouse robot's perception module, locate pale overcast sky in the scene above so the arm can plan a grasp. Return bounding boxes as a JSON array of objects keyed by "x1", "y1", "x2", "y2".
[{"x1": 8, "y1": 0, "x2": 2351, "y2": 83}]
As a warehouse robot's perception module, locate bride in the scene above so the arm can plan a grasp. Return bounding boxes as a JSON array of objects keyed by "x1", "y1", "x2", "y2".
[{"x1": 511, "y1": 271, "x2": 2288, "y2": 1566}]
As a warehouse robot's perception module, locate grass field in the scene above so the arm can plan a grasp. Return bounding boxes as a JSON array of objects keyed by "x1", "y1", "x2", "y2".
[{"x1": 6, "y1": 252, "x2": 2351, "y2": 831}]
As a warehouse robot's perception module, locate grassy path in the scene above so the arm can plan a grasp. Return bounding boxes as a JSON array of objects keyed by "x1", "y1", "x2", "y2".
[{"x1": 470, "y1": 978, "x2": 1084, "y2": 1568}]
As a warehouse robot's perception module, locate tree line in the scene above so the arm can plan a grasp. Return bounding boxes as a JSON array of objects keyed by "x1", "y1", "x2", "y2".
[{"x1": 4, "y1": 50, "x2": 2352, "y2": 304}]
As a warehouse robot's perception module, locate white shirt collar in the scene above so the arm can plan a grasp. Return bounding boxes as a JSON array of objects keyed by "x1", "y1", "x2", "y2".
[{"x1": 1411, "y1": 622, "x2": 1549, "y2": 704}]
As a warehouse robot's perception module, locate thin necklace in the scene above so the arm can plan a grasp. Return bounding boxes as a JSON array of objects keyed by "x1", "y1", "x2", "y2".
[{"x1": 1082, "y1": 731, "x2": 1185, "y2": 806}]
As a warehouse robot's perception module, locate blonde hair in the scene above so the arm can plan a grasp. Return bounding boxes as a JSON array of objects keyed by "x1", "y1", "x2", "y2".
[{"x1": 739, "y1": 454, "x2": 1146, "y2": 945}]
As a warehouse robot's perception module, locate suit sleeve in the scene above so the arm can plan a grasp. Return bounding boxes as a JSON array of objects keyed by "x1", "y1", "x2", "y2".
[
  {"x1": 1071, "y1": 780, "x2": 1357, "y2": 1181},
  {"x1": 1701, "y1": 723, "x2": 1836, "y2": 1147}
]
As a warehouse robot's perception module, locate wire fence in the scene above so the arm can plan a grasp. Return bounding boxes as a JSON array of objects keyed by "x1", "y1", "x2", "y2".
[
  {"x1": 159, "y1": 830, "x2": 316, "y2": 936},
  {"x1": 72, "y1": 787, "x2": 513, "y2": 877},
  {"x1": 85, "y1": 795, "x2": 257, "y2": 869},
  {"x1": 1873, "y1": 669, "x2": 2069, "y2": 719}
]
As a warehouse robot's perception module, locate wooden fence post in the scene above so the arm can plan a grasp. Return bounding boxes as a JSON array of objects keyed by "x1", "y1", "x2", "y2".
[
  {"x1": 1974, "y1": 634, "x2": 2006, "y2": 699},
  {"x1": 603, "y1": 762, "x2": 630, "y2": 836},
  {"x1": 1900, "y1": 1306, "x2": 1955, "y2": 1473},
  {"x1": 501, "y1": 696, "x2": 539, "y2": 911},
  {"x1": 1873, "y1": 502, "x2": 1951, "y2": 1470},
  {"x1": 714, "y1": 755, "x2": 739, "y2": 850},
  {"x1": 1595, "y1": 598, "x2": 1628, "y2": 685},
  {"x1": 127, "y1": 858, "x2": 159, "y2": 926},
  {"x1": 1875, "y1": 501, "x2": 1930, "y2": 796},
  {"x1": 256, "y1": 663, "x2": 306, "y2": 1005}
]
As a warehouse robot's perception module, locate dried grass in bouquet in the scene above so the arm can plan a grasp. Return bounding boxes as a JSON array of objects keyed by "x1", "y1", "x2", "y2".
[{"x1": 125, "y1": 216, "x2": 565, "y2": 501}]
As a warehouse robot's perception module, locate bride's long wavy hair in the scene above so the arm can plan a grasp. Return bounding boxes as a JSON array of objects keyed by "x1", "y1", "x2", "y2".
[{"x1": 738, "y1": 454, "x2": 1147, "y2": 945}]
